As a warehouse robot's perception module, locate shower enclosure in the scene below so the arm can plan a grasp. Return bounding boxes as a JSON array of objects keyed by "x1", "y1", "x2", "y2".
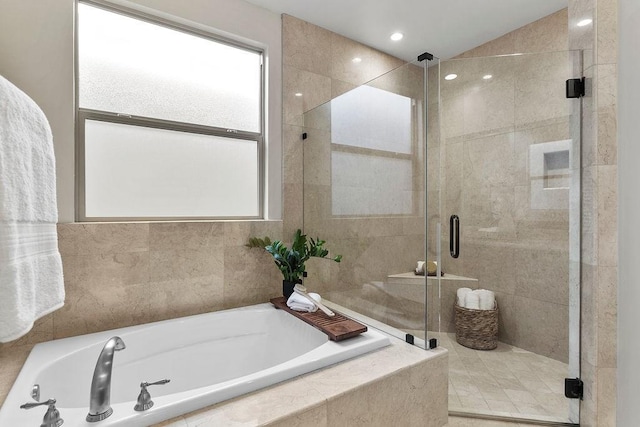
[
  {"x1": 301, "y1": 50, "x2": 582, "y2": 425},
  {"x1": 301, "y1": 57, "x2": 435, "y2": 345}
]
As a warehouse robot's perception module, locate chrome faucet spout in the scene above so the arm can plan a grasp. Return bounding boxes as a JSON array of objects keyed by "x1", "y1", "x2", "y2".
[{"x1": 86, "y1": 336, "x2": 126, "y2": 422}]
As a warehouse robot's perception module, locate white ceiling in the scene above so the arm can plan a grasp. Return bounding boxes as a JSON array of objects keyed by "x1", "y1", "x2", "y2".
[{"x1": 244, "y1": 0, "x2": 567, "y2": 61}]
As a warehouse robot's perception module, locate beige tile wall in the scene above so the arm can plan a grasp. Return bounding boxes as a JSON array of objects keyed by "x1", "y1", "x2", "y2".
[
  {"x1": 568, "y1": 0, "x2": 618, "y2": 425},
  {"x1": 457, "y1": 9, "x2": 569, "y2": 58},
  {"x1": 441, "y1": 3, "x2": 619, "y2": 424},
  {"x1": 0, "y1": 220, "x2": 283, "y2": 405},
  {"x1": 439, "y1": 10, "x2": 573, "y2": 362},
  {"x1": 0, "y1": 8, "x2": 616, "y2": 426},
  {"x1": 283, "y1": 14, "x2": 430, "y2": 332}
]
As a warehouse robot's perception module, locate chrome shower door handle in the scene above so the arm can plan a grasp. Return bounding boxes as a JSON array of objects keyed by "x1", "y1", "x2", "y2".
[{"x1": 450, "y1": 215, "x2": 460, "y2": 258}]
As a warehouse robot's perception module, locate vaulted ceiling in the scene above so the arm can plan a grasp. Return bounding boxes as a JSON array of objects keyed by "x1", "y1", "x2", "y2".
[{"x1": 245, "y1": 0, "x2": 567, "y2": 61}]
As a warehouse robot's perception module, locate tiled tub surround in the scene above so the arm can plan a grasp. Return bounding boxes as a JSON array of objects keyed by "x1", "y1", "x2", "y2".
[
  {"x1": 0, "y1": 221, "x2": 448, "y2": 427},
  {"x1": 157, "y1": 339, "x2": 448, "y2": 427},
  {"x1": 0, "y1": 304, "x2": 390, "y2": 426},
  {"x1": 0, "y1": 221, "x2": 283, "y2": 406}
]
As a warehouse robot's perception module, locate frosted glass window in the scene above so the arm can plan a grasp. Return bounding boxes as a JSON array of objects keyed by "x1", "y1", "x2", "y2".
[
  {"x1": 78, "y1": 3, "x2": 261, "y2": 132},
  {"x1": 84, "y1": 120, "x2": 259, "y2": 218},
  {"x1": 331, "y1": 85, "x2": 412, "y2": 153},
  {"x1": 332, "y1": 152, "x2": 413, "y2": 216}
]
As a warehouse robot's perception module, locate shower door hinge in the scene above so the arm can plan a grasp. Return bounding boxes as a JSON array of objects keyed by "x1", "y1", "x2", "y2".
[
  {"x1": 405, "y1": 334, "x2": 415, "y2": 345},
  {"x1": 302, "y1": 132, "x2": 308, "y2": 140},
  {"x1": 417, "y1": 51, "x2": 434, "y2": 62},
  {"x1": 564, "y1": 377, "x2": 584, "y2": 399},
  {"x1": 566, "y1": 78, "x2": 585, "y2": 98}
]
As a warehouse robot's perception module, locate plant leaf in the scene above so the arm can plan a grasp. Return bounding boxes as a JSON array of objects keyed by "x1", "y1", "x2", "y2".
[{"x1": 248, "y1": 229, "x2": 342, "y2": 282}]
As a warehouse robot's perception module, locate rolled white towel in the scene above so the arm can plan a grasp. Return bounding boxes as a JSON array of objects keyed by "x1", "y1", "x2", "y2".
[
  {"x1": 416, "y1": 261, "x2": 425, "y2": 274},
  {"x1": 477, "y1": 289, "x2": 496, "y2": 310},
  {"x1": 287, "y1": 292, "x2": 321, "y2": 312},
  {"x1": 456, "y1": 288, "x2": 472, "y2": 306},
  {"x1": 464, "y1": 291, "x2": 481, "y2": 310}
]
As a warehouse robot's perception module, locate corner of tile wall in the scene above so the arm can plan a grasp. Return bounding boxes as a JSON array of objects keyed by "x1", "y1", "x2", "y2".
[{"x1": 569, "y1": 0, "x2": 618, "y2": 425}]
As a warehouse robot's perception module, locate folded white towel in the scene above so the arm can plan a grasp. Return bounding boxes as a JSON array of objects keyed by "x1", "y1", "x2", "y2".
[
  {"x1": 0, "y1": 75, "x2": 65, "y2": 343},
  {"x1": 457, "y1": 287, "x2": 472, "y2": 306},
  {"x1": 464, "y1": 292, "x2": 481, "y2": 310},
  {"x1": 287, "y1": 292, "x2": 321, "y2": 313},
  {"x1": 476, "y1": 289, "x2": 496, "y2": 310}
]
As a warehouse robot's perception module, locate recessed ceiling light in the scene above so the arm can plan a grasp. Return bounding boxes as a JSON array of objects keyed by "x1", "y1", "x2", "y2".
[
  {"x1": 390, "y1": 32, "x2": 404, "y2": 41},
  {"x1": 444, "y1": 74, "x2": 458, "y2": 81},
  {"x1": 483, "y1": 74, "x2": 493, "y2": 80},
  {"x1": 294, "y1": 92, "x2": 303, "y2": 97},
  {"x1": 577, "y1": 18, "x2": 592, "y2": 27},
  {"x1": 352, "y1": 57, "x2": 362, "y2": 63}
]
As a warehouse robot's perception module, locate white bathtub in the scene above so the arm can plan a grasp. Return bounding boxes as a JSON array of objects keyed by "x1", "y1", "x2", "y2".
[{"x1": 0, "y1": 303, "x2": 390, "y2": 426}]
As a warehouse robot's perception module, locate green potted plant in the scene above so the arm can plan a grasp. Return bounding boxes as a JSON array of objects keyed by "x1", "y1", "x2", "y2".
[{"x1": 247, "y1": 229, "x2": 342, "y2": 298}]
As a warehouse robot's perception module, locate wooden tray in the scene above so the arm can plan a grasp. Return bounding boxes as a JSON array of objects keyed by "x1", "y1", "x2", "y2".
[{"x1": 270, "y1": 297, "x2": 367, "y2": 341}]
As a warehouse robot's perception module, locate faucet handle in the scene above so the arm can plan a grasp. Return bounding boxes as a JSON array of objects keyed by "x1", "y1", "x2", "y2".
[
  {"x1": 142, "y1": 379, "x2": 170, "y2": 387},
  {"x1": 20, "y1": 399, "x2": 64, "y2": 427},
  {"x1": 134, "y1": 379, "x2": 170, "y2": 411}
]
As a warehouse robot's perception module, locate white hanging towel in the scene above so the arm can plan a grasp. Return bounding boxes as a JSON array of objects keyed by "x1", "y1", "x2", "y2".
[{"x1": 0, "y1": 75, "x2": 64, "y2": 343}]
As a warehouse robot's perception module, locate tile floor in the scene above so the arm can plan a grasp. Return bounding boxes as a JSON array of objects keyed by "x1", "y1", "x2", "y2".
[{"x1": 434, "y1": 332, "x2": 570, "y2": 424}]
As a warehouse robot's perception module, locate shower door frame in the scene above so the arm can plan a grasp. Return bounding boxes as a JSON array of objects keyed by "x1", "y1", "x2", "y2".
[{"x1": 433, "y1": 49, "x2": 583, "y2": 425}]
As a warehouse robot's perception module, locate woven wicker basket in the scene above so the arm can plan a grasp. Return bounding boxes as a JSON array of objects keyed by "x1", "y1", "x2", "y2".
[{"x1": 454, "y1": 302, "x2": 498, "y2": 350}]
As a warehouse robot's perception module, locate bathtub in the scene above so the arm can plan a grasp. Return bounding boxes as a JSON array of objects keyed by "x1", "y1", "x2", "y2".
[{"x1": 0, "y1": 303, "x2": 390, "y2": 426}]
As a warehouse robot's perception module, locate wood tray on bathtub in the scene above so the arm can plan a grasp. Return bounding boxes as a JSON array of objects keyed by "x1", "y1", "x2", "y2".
[{"x1": 270, "y1": 297, "x2": 367, "y2": 341}]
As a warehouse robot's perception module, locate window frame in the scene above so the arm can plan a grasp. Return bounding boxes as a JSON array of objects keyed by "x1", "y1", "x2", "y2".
[{"x1": 75, "y1": 0, "x2": 265, "y2": 221}]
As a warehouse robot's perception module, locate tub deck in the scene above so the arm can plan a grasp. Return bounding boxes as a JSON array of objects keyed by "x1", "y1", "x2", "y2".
[
  {"x1": 0, "y1": 304, "x2": 392, "y2": 426},
  {"x1": 158, "y1": 337, "x2": 448, "y2": 427},
  {"x1": 0, "y1": 303, "x2": 449, "y2": 427}
]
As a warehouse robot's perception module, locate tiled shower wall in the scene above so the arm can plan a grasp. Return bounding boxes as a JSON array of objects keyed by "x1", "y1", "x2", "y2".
[
  {"x1": 446, "y1": 3, "x2": 619, "y2": 423},
  {"x1": 290, "y1": 9, "x2": 576, "y2": 362},
  {"x1": 0, "y1": 220, "x2": 282, "y2": 404},
  {"x1": 282, "y1": 14, "x2": 428, "y2": 301},
  {"x1": 439, "y1": 9, "x2": 571, "y2": 362}
]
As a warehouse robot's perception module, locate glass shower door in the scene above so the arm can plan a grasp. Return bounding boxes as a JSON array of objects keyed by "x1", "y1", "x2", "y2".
[{"x1": 437, "y1": 50, "x2": 582, "y2": 424}]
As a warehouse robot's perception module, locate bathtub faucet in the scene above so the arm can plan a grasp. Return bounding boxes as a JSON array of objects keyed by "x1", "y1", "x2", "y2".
[{"x1": 86, "y1": 336, "x2": 126, "y2": 422}]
